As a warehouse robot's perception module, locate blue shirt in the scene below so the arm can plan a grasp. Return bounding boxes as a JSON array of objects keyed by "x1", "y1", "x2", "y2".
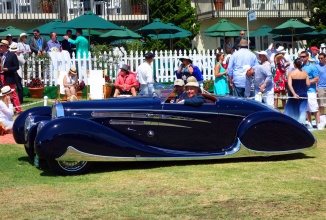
[
  {"x1": 317, "y1": 63, "x2": 326, "y2": 88},
  {"x1": 245, "y1": 65, "x2": 273, "y2": 97},
  {"x1": 47, "y1": 40, "x2": 61, "y2": 52},
  {"x1": 228, "y1": 48, "x2": 258, "y2": 88},
  {"x1": 302, "y1": 62, "x2": 319, "y2": 93}
]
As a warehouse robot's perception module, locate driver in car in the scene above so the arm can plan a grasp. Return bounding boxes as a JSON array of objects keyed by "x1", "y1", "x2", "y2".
[
  {"x1": 177, "y1": 76, "x2": 205, "y2": 107},
  {"x1": 171, "y1": 79, "x2": 188, "y2": 103}
]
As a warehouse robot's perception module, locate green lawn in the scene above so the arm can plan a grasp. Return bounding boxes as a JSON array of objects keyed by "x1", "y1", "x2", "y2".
[
  {"x1": 1, "y1": 98, "x2": 325, "y2": 219},
  {"x1": 0, "y1": 130, "x2": 325, "y2": 219}
]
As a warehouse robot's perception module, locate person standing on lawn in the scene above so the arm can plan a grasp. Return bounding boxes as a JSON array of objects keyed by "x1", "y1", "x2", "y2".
[{"x1": 0, "y1": 40, "x2": 22, "y2": 114}]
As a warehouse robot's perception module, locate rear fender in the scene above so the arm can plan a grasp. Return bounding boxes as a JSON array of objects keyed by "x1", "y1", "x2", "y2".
[
  {"x1": 238, "y1": 111, "x2": 316, "y2": 152},
  {"x1": 13, "y1": 106, "x2": 52, "y2": 144}
]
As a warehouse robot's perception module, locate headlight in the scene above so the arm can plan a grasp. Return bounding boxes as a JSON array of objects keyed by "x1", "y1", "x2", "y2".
[
  {"x1": 52, "y1": 102, "x2": 64, "y2": 120},
  {"x1": 24, "y1": 116, "x2": 35, "y2": 141},
  {"x1": 37, "y1": 121, "x2": 48, "y2": 134}
]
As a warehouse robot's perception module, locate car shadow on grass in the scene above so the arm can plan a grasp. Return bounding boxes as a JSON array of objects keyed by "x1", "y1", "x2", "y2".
[
  {"x1": 18, "y1": 153, "x2": 314, "y2": 176},
  {"x1": 85, "y1": 153, "x2": 315, "y2": 175}
]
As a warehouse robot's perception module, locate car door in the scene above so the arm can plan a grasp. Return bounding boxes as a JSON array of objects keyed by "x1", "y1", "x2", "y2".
[{"x1": 155, "y1": 102, "x2": 220, "y2": 152}]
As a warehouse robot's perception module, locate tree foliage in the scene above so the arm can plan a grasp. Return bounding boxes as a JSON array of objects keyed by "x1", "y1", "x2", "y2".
[
  {"x1": 305, "y1": 0, "x2": 326, "y2": 47},
  {"x1": 143, "y1": 0, "x2": 200, "y2": 52}
]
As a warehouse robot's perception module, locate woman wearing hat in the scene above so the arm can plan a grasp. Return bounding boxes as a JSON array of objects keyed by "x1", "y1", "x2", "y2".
[
  {"x1": 9, "y1": 43, "x2": 25, "y2": 104},
  {"x1": 63, "y1": 67, "x2": 78, "y2": 98},
  {"x1": 254, "y1": 51, "x2": 271, "y2": 71},
  {"x1": 17, "y1": 33, "x2": 31, "y2": 56},
  {"x1": 175, "y1": 56, "x2": 203, "y2": 90},
  {"x1": 0, "y1": 86, "x2": 15, "y2": 134}
]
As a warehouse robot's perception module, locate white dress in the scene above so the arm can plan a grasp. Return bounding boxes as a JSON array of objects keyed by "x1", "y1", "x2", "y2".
[{"x1": 0, "y1": 100, "x2": 14, "y2": 129}]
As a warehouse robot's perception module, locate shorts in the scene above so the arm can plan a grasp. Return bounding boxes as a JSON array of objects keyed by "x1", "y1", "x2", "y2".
[
  {"x1": 317, "y1": 88, "x2": 326, "y2": 107},
  {"x1": 117, "y1": 88, "x2": 132, "y2": 95},
  {"x1": 307, "y1": 92, "x2": 319, "y2": 112}
]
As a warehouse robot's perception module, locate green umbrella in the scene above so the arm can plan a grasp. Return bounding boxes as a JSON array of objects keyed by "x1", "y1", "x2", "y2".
[
  {"x1": 0, "y1": 27, "x2": 6, "y2": 32},
  {"x1": 56, "y1": 11, "x2": 123, "y2": 44},
  {"x1": 147, "y1": 23, "x2": 192, "y2": 40},
  {"x1": 100, "y1": 26, "x2": 142, "y2": 39},
  {"x1": 147, "y1": 23, "x2": 192, "y2": 50},
  {"x1": 272, "y1": 31, "x2": 321, "y2": 42},
  {"x1": 0, "y1": 26, "x2": 26, "y2": 37},
  {"x1": 27, "y1": 19, "x2": 64, "y2": 35},
  {"x1": 250, "y1": 25, "x2": 273, "y2": 37},
  {"x1": 205, "y1": 31, "x2": 240, "y2": 37},
  {"x1": 136, "y1": 18, "x2": 180, "y2": 50},
  {"x1": 269, "y1": 18, "x2": 315, "y2": 46},
  {"x1": 317, "y1": 29, "x2": 326, "y2": 35},
  {"x1": 204, "y1": 19, "x2": 245, "y2": 33},
  {"x1": 204, "y1": 19, "x2": 245, "y2": 48}
]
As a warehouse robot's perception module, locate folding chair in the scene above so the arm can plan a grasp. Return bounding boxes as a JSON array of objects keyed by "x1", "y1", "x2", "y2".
[
  {"x1": 57, "y1": 71, "x2": 68, "y2": 101},
  {"x1": 87, "y1": 70, "x2": 105, "y2": 100}
]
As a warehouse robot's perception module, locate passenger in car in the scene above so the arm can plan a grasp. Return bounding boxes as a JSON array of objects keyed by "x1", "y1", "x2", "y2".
[
  {"x1": 171, "y1": 79, "x2": 188, "y2": 103},
  {"x1": 177, "y1": 76, "x2": 205, "y2": 107}
]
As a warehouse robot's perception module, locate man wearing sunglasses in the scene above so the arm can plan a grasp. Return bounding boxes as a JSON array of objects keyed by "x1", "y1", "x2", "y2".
[
  {"x1": 316, "y1": 53, "x2": 326, "y2": 127},
  {"x1": 300, "y1": 51, "x2": 322, "y2": 130}
]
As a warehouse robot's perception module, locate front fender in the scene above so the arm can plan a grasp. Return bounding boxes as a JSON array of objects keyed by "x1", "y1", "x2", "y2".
[
  {"x1": 238, "y1": 111, "x2": 316, "y2": 152},
  {"x1": 13, "y1": 106, "x2": 52, "y2": 144},
  {"x1": 35, "y1": 117, "x2": 148, "y2": 160}
]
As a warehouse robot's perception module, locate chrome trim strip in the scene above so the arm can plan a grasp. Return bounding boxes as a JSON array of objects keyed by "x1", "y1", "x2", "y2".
[
  {"x1": 56, "y1": 139, "x2": 316, "y2": 162},
  {"x1": 92, "y1": 112, "x2": 210, "y2": 123},
  {"x1": 109, "y1": 120, "x2": 191, "y2": 128},
  {"x1": 69, "y1": 108, "x2": 245, "y2": 118}
]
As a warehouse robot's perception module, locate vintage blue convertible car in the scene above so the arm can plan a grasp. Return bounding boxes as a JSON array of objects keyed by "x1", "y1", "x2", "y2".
[{"x1": 13, "y1": 86, "x2": 316, "y2": 175}]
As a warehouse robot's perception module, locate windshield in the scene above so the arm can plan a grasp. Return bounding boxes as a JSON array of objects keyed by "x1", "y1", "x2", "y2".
[{"x1": 137, "y1": 83, "x2": 175, "y2": 102}]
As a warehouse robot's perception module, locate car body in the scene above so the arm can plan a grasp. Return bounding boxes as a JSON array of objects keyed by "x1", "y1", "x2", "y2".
[{"x1": 13, "y1": 86, "x2": 316, "y2": 175}]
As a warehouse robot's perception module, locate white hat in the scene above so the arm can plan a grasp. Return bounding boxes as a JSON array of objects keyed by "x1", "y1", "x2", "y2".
[
  {"x1": 174, "y1": 79, "x2": 184, "y2": 86},
  {"x1": 276, "y1": 46, "x2": 286, "y2": 53},
  {"x1": 185, "y1": 76, "x2": 199, "y2": 87},
  {"x1": 242, "y1": 65, "x2": 252, "y2": 75},
  {"x1": 0, "y1": 86, "x2": 14, "y2": 96},
  {"x1": 180, "y1": 56, "x2": 193, "y2": 63},
  {"x1": 9, "y1": 43, "x2": 18, "y2": 52},
  {"x1": 20, "y1": 33, "x2": 28, "y2": 38},
  {"x1": 320, "y1": 43, "x2": 326, "y2": 48},
  {"x1": 254, "y1": 51, "x2": 270, "y2": 62}
]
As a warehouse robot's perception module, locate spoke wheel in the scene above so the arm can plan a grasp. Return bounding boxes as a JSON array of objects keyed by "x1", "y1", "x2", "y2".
[{"x1": 47, "y1": 160, "x2": 90, "y2": 175}]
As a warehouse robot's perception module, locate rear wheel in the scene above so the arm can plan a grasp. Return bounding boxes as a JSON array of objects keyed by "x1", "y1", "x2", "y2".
[{"x1": 47, "y1": 160, "x2": 91, "y2": 175}]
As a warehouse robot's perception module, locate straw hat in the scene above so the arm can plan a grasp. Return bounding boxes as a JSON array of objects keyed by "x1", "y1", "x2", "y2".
[
  {"x1": 9, "y1": 43, "x2": 18, "y2": 52},
  {"x1": 180, "y1": 56, "x2": 193, "y2": 63},
  {"x1": 0, "y1": 86, "x2": 14, "y2": 96},
  {"x1": 69, "y1": 67, "x2": 77, "y2": 75},
  {"x1": 0, "y1": 40, "x2": 9, "y2": 47},
  {"x1": 238, "y1": 39, "x2": 248, "y2": 47},
  {"x1": 174, "y1": 79, "x2": 184, "y2": 87},
  {"x1": 254, "y1": 51, "x2": 270, "y2": 62},
  {"x1": 185, "y1": 76, "x2": 199, "y2": 87},
  {"x1": 20, "y1": 33, "x2": 28, "y2": 38}
]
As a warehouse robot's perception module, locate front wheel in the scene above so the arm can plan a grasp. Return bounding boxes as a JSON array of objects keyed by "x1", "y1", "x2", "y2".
[
  {"x1": 24, "y1": 145, "x2": 35, "y2": 161},
  {"x1": 47, "y1": 160, "x2": 91, "y2": 175}
]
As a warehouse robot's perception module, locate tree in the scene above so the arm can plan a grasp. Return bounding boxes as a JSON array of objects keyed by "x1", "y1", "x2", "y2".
[
  {"x1": 305, "y1": 0, "x2": 326, "y2": 47},
  {"x1": 144, "y1": 0, "x2": 200, "y2": 52}
]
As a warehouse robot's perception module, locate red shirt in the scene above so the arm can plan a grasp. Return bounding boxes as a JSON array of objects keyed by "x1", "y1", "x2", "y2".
[{"x1": 114, "y1": 71, "x2": 138, "y2": 92}]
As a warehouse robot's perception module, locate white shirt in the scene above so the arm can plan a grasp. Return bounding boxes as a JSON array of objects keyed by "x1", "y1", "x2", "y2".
[
  {"x1": 136, "y1": 61, "x2": 154, "y2": 85},
  {"x1": 0, "y1": 100, "x2": 14, "y2": 123},
  {"x1": 17, "y1": 42, "x2": 31, "y2": 55}
]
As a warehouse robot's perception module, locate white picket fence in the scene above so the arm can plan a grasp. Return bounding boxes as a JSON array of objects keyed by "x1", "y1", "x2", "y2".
[{"x1": 22, "y1": 48, "x2": 304, "y2": 87}]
